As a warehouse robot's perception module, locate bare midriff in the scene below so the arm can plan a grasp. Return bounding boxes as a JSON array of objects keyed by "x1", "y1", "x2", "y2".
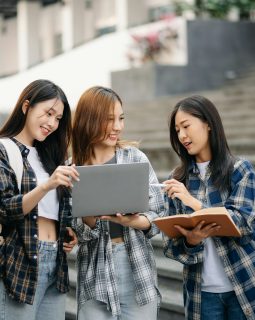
[
  {"x1": 38, "y1": 216, "x2": 57, "y2": 241},
  {"x1": 111, "y1": 236, "x2": 124, "y2": 243}
]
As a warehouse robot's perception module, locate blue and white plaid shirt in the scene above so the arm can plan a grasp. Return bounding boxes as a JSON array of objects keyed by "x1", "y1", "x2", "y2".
[
  {"x1": 163, "y1": 158, "x2": 255, "y2": 320},
  {"x1": 72, "y1": 146, "x2": 165, "y2": 317}
]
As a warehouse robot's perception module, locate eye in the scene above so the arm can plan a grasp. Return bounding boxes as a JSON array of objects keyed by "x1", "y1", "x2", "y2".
[{"x1": 120, "y1": 116, "x2": 125, "y2": 120}]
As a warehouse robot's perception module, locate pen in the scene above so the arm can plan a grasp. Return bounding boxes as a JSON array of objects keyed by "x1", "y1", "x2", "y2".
[{"x1": 150, "y1": 183, "x2": 166, "y2": 188}]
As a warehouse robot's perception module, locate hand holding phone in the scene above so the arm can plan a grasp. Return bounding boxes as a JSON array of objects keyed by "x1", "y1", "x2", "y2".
[{"x1": 63, "y1": 227, "x2": 77, "y2": 253}]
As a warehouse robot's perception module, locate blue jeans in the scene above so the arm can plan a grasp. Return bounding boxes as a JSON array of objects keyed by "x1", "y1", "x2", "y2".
[
  {"x1": 78, "y1": 242, "x2": 158, "y2": 320},
  {"x1": 0, "y1": 240, "x2": 66, "y2": 320},
  {"x1": 201, "y1": 291, "x2": 246, "y2": 320}
]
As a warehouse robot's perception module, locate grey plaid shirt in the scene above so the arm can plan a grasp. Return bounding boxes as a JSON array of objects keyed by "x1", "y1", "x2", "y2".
[{"x1": 72, "y1": 146, "x2": 165, "y2": 316}]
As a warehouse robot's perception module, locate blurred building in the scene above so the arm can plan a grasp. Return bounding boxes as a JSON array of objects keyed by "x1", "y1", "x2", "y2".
[{"x1": 0, "y1": 0, "x2": 188, "y2": 77}]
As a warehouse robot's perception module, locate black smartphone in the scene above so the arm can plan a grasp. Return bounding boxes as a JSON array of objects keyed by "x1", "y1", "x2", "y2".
[{"x1": 64, "y1": 230, "x2": 73, "y2": 243}]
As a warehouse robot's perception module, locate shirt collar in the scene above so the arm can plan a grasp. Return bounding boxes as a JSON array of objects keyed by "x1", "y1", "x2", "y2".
[
  {"x1": 11, "y1": 137, "x2": 30, "y2": 157},
  {"x1": 188, "y1": 160, "x2": 200, "y2": 174}
]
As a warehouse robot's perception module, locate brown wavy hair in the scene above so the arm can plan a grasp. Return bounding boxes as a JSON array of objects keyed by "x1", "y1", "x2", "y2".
[{"x1": 72, "y1": 86, "x2": 137, "y2": 165}]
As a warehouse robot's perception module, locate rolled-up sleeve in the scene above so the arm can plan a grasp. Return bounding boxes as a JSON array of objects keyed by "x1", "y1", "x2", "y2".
[
  {"x1": 163, "y1": 195, "x2": 204, "y2": 265},
  {"x1": 137, "y1": 151, "x2": 165, "y2": 238}
]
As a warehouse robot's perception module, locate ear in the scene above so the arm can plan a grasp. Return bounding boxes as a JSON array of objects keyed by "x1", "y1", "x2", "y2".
[{"x1": 22, "y1": 100, "x2": 30, "y2": 114}]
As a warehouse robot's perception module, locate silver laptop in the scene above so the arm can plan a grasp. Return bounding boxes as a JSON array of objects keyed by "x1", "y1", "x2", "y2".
[{"x1": 72, "y1": 162, "x2": 149, "y2": 217}]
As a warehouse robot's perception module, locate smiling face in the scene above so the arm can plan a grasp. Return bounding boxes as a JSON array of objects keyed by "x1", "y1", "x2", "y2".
[
  {"x1": 98, "y1": 100, "x2": 124, "y2": 150},
  {"x1": 20, "y1": 98, "x2": 64, "y2": 146},
  {"x1": 175, "y1": 110, "x2": 211, "y2": 163}
]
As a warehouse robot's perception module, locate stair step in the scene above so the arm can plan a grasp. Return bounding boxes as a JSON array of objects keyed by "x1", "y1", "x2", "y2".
[
  {"x1": 159, "y1": 283, "x2": 184, "y2": 315},
  {"x1": 156, "y1": 254, "x2": 183, "y2": 281}
]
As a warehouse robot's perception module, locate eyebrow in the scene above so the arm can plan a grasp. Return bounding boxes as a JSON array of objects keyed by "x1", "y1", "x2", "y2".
[
  {"x1": 108, "y1": 113, "x2": 125, "y2": 116},
  {"x1": 175, "y1": 119, "x2": 189, "y2": 127}
]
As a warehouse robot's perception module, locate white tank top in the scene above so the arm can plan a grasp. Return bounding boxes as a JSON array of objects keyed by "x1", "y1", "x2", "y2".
[{"x1": 27, "y1": 146, "x2": 59, "y2": 221}]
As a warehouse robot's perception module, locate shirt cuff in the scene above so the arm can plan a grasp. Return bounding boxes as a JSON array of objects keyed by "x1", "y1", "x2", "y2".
[{"x1": 183, "y1": 238, "x2": 204, "y2": 254}]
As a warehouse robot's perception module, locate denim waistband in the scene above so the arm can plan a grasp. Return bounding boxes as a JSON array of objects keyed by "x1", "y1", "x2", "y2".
[{"x1": 38, "y1": 240, "x2": 58, "y2": 251}]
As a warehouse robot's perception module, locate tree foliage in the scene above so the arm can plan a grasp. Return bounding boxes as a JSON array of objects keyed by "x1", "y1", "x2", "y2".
[{"x1": 174, "y1": 0, "x2": 255, "y2": 19}]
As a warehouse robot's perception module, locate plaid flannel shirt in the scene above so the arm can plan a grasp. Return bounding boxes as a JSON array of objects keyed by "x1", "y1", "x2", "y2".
[
  {"x1": 163, "y1": 158, "x2": 255, "y2": 320},
  {"x1": 0, "y1": 139, "x2": 71, "y2": 304},
  {"x1": 72, "y1": 146, "x2": 165, "y2": 317}
]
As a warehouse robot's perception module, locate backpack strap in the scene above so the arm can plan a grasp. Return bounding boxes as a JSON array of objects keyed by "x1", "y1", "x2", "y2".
[{"x1": 0, "y1": 138, "x2": 23, "y2": 191}]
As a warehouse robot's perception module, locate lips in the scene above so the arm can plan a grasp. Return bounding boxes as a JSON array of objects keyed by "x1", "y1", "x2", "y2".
[
  {"x1": 183, "y1": 142, "x2": 192, "y2": 149},
  {"x1": 40, "y1": 126, "x2": 51, "y2": 136},
  {"x1": 108, "y1": 134, "x2": 118, "y2": 141}
]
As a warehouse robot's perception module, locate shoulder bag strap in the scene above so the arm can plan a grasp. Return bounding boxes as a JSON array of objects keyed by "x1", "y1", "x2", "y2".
[{"x1": 0, "y1": 138, "x2": 23, "y2": 191}]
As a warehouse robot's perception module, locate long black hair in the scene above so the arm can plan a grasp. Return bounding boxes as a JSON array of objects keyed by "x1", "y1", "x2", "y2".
[
  {"x1": 0, "y1": 79, "x2": 72, "y2": 179},
  {"x1": 169, "y1": 95, "x2": 234, "y2": 191}
]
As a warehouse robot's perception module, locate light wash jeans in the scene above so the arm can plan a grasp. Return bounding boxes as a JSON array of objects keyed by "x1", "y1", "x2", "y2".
[
  {"x1": 0, "y1": 240, "x2": 66, "y2": 320},
  {"x1": 201, "y1": 291, "x2": 246, "y2": 320},
  {"x1": 78, "y1": 242, "x2": 158, "y2": 320}
]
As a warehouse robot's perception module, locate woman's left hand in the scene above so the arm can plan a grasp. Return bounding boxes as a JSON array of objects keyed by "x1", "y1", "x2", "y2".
[
  {"x1": 163, "y1": 179, "x2": 202, "y2": 211},
  {"x1": 100, "y1": 213, "x2": 150, "y2": 230},
  {"x1": 63, "y1": 227, "x2": 77, "y2": 253}
]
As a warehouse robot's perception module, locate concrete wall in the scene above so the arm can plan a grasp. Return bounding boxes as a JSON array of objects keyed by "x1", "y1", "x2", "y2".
[
  {"x1": 112, "y1": 20, "x2": 255, "y2": 102},
  {"x1": 0, "y1": 17, "x2": 18, "y2": 76},
  {"x1": 187, "y1": 19, "x2": 255, "y2": 74}
]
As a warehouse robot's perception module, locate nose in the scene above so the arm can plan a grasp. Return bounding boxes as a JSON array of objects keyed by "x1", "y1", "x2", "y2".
[
  {"x1": 48, "y1": 116, "x2": 57, "y2": 128},
  {"x1": 178, "y1": 128, "x2": 187, "y2": 141},
  {"x1": 113, "y1": 119, "x2": 122, "y2": 131}
]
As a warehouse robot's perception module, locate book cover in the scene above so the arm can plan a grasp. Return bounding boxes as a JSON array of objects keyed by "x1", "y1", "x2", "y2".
[{"x1": 153, "y1": 207, "x2": 241, "y2": 238}]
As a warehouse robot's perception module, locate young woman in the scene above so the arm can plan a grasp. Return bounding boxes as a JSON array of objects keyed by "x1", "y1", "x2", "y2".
[
  {"x1": 163, "y1": 95, "x2": 255, "y2": 320},
  {"x1": 0, "y1": 79, "x2": 79, "y2": 320},
  {"x1": 72, "y1": 86, "x2": 164, "y2": 320}
]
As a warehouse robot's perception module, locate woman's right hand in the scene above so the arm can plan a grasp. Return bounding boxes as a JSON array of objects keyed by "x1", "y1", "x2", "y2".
[
  {"x1": 163, "y1": 178, "x2": 202, "y2": 211},
  {"x1": 42, "y1": 164, "x2": 80, "y2": 192}
]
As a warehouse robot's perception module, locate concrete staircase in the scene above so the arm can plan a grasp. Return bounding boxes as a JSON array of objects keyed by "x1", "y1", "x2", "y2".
[
  {"x1": 123, "y1": 70, "x2": 255, "y2": 180},
  {"x1": 154, "y1": 235, "x2": 184, "y2": 320},
  {"x1": 65, "y1": 70, "x2": 255, "y2": 320}
]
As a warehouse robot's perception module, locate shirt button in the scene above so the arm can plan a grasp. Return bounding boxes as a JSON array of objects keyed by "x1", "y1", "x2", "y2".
[
  {"x1": 33, "y1": 215, "x2": 37, "y2": 219},
  {"x1": 105, "y1": 232, "x2": 109, "y2": 236},
  {"x1": 33, "y1": 255, "x2": 37, "y2": 260},
  {"x1": 34, "y1": 234, "x2": 37, "y2": 238},
  {"x1": 53, "y1": 243, "x2": 57, "y2": 248},
  {"x1": 32, "y1": 178, "x2": 36, "y2": 182}
]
